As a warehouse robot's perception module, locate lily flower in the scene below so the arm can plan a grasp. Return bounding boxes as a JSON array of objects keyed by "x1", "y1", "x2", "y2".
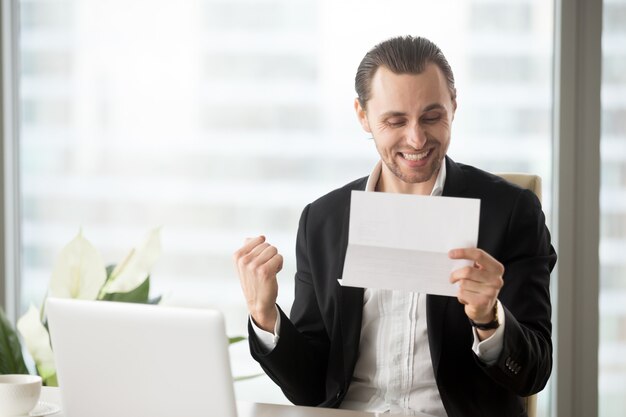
[
  {"x1": 101, "y1": 227, "x2": 162, "y2": 295},
  {"x1": 49, "y1": 230, "x2": 106, "y2": 300},
  {"x1": 17, "y1": 306, "x2": 57, "y2": 386}
]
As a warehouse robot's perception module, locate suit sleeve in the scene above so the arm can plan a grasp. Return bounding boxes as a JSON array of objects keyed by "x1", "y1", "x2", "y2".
[
  {"x1": 248, "y1": 204, "x2": 331, "y2": 406},
  {"x1": 477, "y1": 188, "x2": 557, "y2": 396}
]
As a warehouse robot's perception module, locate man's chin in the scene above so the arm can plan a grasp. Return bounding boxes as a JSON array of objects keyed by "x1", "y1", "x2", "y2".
[
  {"x1": 390, "y1": 155, "x2": 442, "y2": 183},
  {"x1": 395, "y1": 167, "x2": 439, "y2": 184}
]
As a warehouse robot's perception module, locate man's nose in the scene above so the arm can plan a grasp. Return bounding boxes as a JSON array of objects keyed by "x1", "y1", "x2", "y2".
[{"x1": 406, "y1": 124, "x2": 428, "y2": 149}]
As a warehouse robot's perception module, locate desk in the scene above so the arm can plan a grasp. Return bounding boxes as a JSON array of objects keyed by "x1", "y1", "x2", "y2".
[{"x1": 41, "y1": 387, "x2": 422, "y2": 417}]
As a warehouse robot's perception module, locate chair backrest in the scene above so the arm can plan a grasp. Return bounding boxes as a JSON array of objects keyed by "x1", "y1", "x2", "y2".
[
  {"x1": 496, "y1": 173, "x2": 542, "y2": 202},
  {"x1": 495, "y1": 172, "x2": 541, "y2": 417}
]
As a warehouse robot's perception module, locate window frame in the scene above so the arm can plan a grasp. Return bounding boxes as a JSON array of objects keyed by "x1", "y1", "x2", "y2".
[
  {"x1": 0, "y1": 0, "x2": 22, "y2": 325},
  {"x1": 552, "y1": 0, "x2": 602, "y2": 415},
  {"x1": 0, "y1": 0, "x2": 605, "y2": 415}
]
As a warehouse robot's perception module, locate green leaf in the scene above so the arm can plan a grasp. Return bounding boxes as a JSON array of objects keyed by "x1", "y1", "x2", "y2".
[
  {"x1": 39, "y1": 370, "x2": 58, "y2": 387},
  {"x1": 104, "y1": 264, "x2": 117, "y2": 284},
  {"x1": 100, "y1": 276, "x2": 150, "y2": 303},
  {"x1": 228, "y1": 336, "x2": 246, "y2": 345},
  {"x1": 0, "y1": 307, "x2": 29, "y2": 375},
  {"x1": 233, "y1": 373, "x2": 263, "y2": 382},
  {"x1": 102, "y1": 228, "x2": 162, "y2": 294}
]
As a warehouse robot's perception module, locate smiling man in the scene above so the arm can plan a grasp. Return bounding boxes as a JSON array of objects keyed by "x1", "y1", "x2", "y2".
[{"x1": 234, "y1": 36, "x2": 556, "y2": 417}]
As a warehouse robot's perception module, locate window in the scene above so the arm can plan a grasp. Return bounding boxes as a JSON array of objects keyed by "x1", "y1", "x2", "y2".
[
  {"x1": 16, "y1": 0, "x2": 554, "y2": 406},
  {"x1": 600, "y1": 0, "x2": 626, "y2": 415}
]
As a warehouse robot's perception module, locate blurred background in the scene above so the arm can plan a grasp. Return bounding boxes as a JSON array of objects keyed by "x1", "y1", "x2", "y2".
[{"x1": 9, "y1": 0, "x2": 625, "y2": 415}]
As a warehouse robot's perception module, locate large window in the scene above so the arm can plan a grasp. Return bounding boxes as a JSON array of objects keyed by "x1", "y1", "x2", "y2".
[
  {"x1": 600, "y1": 0, "x2": 626, "y2": 415},
  {"x1": 16, "y1": 0, "x2": 554, "y2": 406}
]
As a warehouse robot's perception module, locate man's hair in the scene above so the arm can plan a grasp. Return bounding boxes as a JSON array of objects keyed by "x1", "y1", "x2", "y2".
[{"x1": 355, "y1": 36, "x2": 457, "y2": 108}]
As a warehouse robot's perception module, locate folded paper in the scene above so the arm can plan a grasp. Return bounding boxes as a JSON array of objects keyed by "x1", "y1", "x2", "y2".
[{"x1": 340, "y1": 190, "x2": 480, "y2": 297}]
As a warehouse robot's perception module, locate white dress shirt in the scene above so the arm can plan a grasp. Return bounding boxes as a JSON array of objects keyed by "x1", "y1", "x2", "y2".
[{"x1": 251, "y1": 161, "x2": 505, "y2": 416}]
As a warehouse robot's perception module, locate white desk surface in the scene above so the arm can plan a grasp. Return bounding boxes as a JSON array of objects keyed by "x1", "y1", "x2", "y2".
[{"x1": 40, "y1": 386, "x2": 420, "y2": 417}]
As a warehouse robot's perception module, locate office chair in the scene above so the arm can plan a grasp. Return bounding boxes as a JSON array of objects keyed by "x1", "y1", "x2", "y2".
[{"x1": 495, "y1": 172, "x2": 542, "y2": 417}]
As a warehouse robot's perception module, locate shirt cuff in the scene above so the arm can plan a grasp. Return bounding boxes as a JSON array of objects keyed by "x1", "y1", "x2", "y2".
[
  {"x1": 472, "y1": 300, "x2": 506, "y2": 365},
  {"x1": 249, "y1": 305, "x2": 281, "y2": 353}
]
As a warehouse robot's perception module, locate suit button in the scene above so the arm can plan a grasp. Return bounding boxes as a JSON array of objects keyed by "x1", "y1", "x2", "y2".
[{"x1": 336, "y1": 390, "x2": 342, "y2": 399}]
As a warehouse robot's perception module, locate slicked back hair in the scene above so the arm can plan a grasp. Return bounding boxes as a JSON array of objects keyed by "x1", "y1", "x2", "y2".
[{"x1": 355, "y1": 36, "x2": 457, "y2": 109}]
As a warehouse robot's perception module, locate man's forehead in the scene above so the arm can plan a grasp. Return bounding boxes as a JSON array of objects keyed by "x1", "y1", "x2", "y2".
[
  {"x1": 371, "y1": 64, "x2": 447, "y2": 90},
  {"x1": 368, "y1": 64, "x2": 453, "y2": 110}
]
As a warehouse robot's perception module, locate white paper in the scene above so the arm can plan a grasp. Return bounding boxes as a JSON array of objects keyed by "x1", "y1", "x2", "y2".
[{"x1": 340, "y1": 190, "x2": 480, "y2": 297}]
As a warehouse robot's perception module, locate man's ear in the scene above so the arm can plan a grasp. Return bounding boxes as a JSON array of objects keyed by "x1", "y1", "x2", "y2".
[
  {"x1": 451, "y1": 98, "x2": 457, "y2": 121},
  {"x1": 354, "y1": 98, "x2": 371, "y2": 133}
]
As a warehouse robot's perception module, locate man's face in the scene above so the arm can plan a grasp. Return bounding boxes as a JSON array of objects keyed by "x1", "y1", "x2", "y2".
[{"x1": 355, "y1": 63, "x2": 456, "y2": 193}]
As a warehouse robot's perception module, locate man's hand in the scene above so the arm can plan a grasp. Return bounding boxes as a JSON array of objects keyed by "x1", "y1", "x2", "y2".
[
  {"x1": 449, "y1": 248, "x2": 504, "y2": 339},
  {"x1": 233, "y1": 236, "x2": 283, "y2": 333}
]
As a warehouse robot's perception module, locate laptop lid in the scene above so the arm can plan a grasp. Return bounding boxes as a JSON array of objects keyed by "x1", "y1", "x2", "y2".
[{"x1": 46, "y1": 298, "x2": 238, "y2": 417}]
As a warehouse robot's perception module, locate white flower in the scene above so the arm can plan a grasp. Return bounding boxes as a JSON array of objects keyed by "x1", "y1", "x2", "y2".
[
  {"x1": 102, "y1": 227, "x2": 162, "y2": 294},
  {"x1": 17, "y1": 306, "x2": 56, "y2": 381},
  {"x1": 49, "y1": 230, "x2": 106, "y2": 300}
]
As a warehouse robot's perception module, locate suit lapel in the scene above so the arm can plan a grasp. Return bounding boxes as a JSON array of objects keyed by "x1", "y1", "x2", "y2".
[
  {"x1": 441, "y1": 156, "x2": 469, "y2": 198},
  {"x1": 338, "y1": 179, "x2": 365, "y2": 383},
  {"x1": 426, "y1": 295, "x2": 449, "y2": 377}
]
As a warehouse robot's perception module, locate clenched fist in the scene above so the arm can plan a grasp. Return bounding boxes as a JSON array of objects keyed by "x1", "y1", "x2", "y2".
[{"x1": 233, "y1": 235, "x2": 283, "y2": 333}]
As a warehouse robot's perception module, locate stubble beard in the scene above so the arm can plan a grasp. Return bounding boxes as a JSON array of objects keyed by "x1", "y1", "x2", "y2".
[{"x1": 383, "y1": 146, "x2": 443, "y2": 185}]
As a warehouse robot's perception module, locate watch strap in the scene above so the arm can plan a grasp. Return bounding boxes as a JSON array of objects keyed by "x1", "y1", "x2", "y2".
[{"x1": 469, "y1": 302, "x2": 500, "y2": 330}]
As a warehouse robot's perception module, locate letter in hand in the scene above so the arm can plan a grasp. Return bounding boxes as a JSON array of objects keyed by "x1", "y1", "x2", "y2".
[
  {"x1": 233, "y1": 235, "x2": 283, "y2": 333},
  {"x1": 448, "y1": 248, "x2": 504, "y2": 340}
]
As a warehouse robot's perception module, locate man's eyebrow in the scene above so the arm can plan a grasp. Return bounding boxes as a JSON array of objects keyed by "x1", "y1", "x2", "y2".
[
  {"x1": 379, "y1": 111, "x2": 407, "y2": 119},
  {"x1": 379, "y1": 104, "x2": 448, "y2": 119},
  {"x1": 422, "y1": 103, "x2": 447, "y2": 112}
]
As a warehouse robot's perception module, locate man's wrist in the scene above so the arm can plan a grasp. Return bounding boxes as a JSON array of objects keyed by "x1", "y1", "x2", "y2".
[
  {"x1": 469, "y1": 302, "x2": 500, "y2": 330},
  {"x1": 251, "y1": 306, "x2": 278, "y2": 333}
]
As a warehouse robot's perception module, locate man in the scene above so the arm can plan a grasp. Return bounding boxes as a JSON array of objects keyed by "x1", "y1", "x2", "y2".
[{"x1": 234, "y1": 36, "x2": 556, "y2": 417}]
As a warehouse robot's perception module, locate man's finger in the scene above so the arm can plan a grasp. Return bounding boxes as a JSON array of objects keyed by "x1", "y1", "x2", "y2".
[
  {"x1": 266, "y1": 253, "x2": 284, "y2": 274},
  {"x1": 247, "y1": 242, "x2": 271, "y2": 260},
  {"x1": 253, "y1": 245, "x2": 279, "y2": 268},
  {"x1": 449, "y1": 248, "x2": 504, "y2": 274},
  {"x1": 449, "y1": 265, "x2": 478, "y2": 283},
  {"x1": 243, "y1": 235, "x2": 265, "y2": 250},
  {"x1": 234, "y1": 235, "x2": 266, "y2": 260},
  {"x1": 448, "y1": 247, "x2": 483, "y2": 261}
]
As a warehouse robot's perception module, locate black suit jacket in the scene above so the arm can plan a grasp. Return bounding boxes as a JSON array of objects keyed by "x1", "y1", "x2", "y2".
[{"x1": 249, "y1": 157, "x2": 557, "y2": 417}]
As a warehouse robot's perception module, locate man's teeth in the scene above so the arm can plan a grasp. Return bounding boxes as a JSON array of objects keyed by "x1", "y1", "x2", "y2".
[{"x1": 402, "y1": 151, "x2": 429, "y2": 161}]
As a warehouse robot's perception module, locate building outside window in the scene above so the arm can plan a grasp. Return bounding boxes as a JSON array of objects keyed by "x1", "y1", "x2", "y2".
[
  {"x1": 600, "y1": 0, "x2": 626, "y2": 415},
  {"x1": 14, "y1": 0, "x2": 589, "y2": 413}
]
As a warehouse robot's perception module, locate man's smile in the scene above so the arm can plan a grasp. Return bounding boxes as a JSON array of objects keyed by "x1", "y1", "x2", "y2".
[{"x1": 401, "y1": 150, "x2": 431, "y2": 161}]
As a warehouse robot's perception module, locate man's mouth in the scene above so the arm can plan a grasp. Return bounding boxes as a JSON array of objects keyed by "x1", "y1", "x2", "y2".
[{"x1": 401, "y1": 149, "x2": 430, "y2": 161}]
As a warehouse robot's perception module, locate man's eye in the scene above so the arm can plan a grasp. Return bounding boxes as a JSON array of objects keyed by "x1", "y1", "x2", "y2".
[
  {"x1": 422, "y1": 114, "x2": 442, "y2": 123},
  {"x1": 386, "y1": 120, "x2": 406, "y2": 127}
]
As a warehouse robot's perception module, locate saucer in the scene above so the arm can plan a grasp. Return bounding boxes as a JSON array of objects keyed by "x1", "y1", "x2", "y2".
[{"x1": 28, "y1": 401, "x2": 61, "y2": 417}]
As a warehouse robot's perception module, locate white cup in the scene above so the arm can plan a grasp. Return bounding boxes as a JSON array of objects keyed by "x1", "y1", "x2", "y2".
[{"x1": 0, "y1": 374, "x2": 42, "y2": 416}]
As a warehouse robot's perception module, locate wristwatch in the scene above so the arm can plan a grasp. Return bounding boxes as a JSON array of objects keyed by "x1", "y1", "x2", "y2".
[{"x1": 469, "y1": 301, "x2": 500, "y2": 330}]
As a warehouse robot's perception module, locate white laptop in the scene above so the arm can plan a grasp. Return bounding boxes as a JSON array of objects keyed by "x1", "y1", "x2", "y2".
[{"x1": 46, "y1": 298, "x2": 238, "y2": 417}]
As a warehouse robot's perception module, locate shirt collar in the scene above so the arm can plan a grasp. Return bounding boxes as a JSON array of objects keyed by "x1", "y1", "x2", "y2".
[{"x1": 365, "y1": 159, "x2": 447, "y2": 196}]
